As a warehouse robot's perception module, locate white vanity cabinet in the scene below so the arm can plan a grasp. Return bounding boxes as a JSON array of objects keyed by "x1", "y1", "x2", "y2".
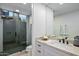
[
  {"x1": 43, "y1": 44, "x2": 75, "y2": 56},
  {"x1": 35, "y1": 41, "x2": 44, "y2": 56},
  {"x1": 35, "y1": 40, "x2": 76, "y2": 56}
]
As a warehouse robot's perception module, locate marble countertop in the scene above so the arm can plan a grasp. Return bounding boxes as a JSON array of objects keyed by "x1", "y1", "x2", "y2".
[{"x1": 36, "y1": 39, "x2": 79, "y2": 56}]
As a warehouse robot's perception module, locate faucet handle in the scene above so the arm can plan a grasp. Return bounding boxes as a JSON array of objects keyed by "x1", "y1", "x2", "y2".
[
  {"x1": 66, "y1": 40, "x2": 69, "y2": 44},
  {"x1": 62, "y1": 39, "x2": 65, "y2": 43},
  {"x1": 59, "y1": 39, "x2": 61, "y2": 42},
  {"x1": 65, "y1": 37, "x2": 68, "y2": 39}
]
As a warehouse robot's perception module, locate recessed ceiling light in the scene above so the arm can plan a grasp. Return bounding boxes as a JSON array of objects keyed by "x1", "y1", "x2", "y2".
[
  {"x1": 59, "y1": 3, "x2": 64, "y2": 5},
  {"x1": 23, "y1": 3, "x2": 27, "y2": 4},
  {"x1": 16, "y1": 10, "x2": 20, "y2": 12}
]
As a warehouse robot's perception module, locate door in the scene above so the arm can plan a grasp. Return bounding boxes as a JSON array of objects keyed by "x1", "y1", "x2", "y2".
[
  {"x1": 20, "y1": 22, "x2": 26, "y2": 45},
  {"x1": 3, "y1": 19, "x2": 16, "y2": 51},
  {"x1": 3, "y1": 19, "x2": 16, "y2": 44}
]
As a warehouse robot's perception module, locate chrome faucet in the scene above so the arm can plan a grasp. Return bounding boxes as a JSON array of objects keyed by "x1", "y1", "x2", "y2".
[{"x1": 59, "y1": 37, "x2": 69, "y2": 44}]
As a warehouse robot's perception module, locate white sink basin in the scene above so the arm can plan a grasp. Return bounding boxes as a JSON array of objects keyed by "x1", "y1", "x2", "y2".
[{"x1": 47, "y1": 40, "x2": 73, "y2": 49}]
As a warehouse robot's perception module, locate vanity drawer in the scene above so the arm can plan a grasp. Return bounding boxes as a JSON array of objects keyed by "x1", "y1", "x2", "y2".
[
  {"x1": 35, "y1": 48, "x2": 44, "y2": 56},
  {"x1": 35, "y1": 41, "x2": 43, "y2": 49}
]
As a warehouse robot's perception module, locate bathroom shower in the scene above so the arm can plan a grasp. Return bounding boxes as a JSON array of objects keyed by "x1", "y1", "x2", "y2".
[{"x1": 0, "y1": 9, "x2": 31, "y2": 56}]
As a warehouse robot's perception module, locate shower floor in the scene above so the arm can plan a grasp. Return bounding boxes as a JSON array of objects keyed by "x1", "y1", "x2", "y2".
[
  {"x1": 10, "y1": 50, "x2": 32, "y2": 56},
  {"x1": 0, "y1": 43, "x2": 26, "y2": 56}
]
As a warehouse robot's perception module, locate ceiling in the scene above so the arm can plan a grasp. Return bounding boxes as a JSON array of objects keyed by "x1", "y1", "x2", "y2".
[
  {"x1": 0, "y1": 3, "x2": 79, "y2": 16},
  {"x1": 44, "y1": 3, "x2": 79, "y2": 16},
  {"x1": 0, "y1": 3, "x2": 32, "y2": 15}
]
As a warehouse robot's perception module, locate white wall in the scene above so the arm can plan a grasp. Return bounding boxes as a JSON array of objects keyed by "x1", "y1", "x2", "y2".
[
  {"x1": 32, "y1": 3, "x2": 54, "y2": 55},
  {"x1": 0, "y1": 17, "x2": 3, "y2": 52},
  {"x1": 46, "y1": 7, "x2": 54, "y2": 35},
  {"x1": 54, "y1": 11, "x2": 79, "y2": 37}
]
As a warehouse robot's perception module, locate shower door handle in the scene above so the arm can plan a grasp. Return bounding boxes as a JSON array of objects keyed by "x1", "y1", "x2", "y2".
[{"x1": 15, "y1": 32, "x2": 17, "y2": 37}]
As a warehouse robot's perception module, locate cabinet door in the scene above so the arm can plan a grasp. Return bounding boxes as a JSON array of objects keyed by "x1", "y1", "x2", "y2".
[{"x1": 43, "y1": 44, "x2": 75, "y2": 56}]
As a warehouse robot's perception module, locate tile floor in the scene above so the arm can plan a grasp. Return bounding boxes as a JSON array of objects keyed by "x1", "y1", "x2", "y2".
[{"x1": 9, "y1": 50, "x2": 32, "y2": 56}]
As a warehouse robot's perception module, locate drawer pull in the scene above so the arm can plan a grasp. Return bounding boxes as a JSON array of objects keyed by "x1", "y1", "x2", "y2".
[
  {"x1": 37, "y1": 50, "x2": 41, "y2": 53},
  {"x1": 38, "y1": 44, "x2": 41, "y2": 47}
]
